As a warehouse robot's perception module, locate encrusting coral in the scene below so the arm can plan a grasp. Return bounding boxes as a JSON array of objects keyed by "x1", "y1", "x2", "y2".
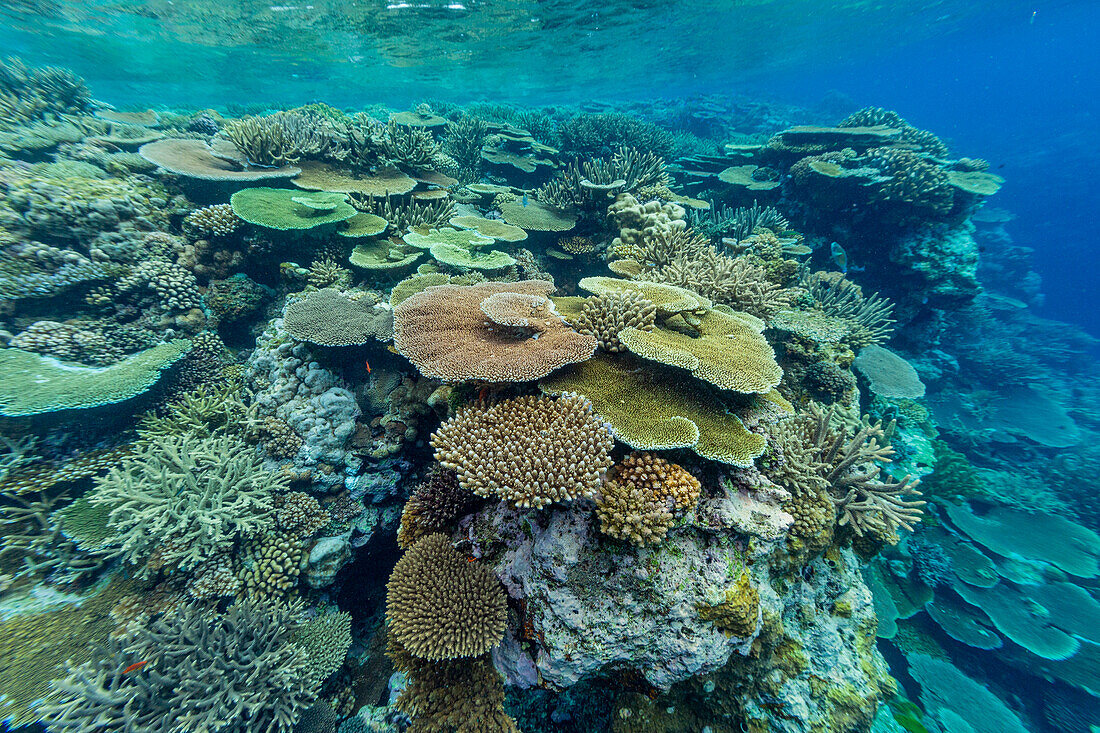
[
  {"x1": 431, "y1": 393, "x2": 614, "y2": 509},
  {"x1": 385, "y1": 533, "x2": 508, "y2": 661}
]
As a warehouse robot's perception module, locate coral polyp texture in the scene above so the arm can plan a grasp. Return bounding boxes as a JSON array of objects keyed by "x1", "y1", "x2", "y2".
[
  {"x1": 431, "y1": 393, "x2": 614, "y2": 509},
  {"x1": 386, "y1": 533, "x2": 507, "y2": 661},
  {"x1": 595, "y1": 452, "x2": 702, "y2": 545},
  {"x1": 392, "y1": 280, "x2": 597, "y2": 382}
]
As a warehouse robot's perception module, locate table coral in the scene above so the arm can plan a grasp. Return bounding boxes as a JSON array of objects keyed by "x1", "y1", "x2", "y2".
[{"x1": 393, "y1": 279, "x2": 596, "y2": 383}]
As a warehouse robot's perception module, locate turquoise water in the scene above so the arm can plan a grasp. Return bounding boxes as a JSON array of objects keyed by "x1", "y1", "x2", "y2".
[{"x1": 0, "y1": 2, "x2": 1097, "y2": 732}]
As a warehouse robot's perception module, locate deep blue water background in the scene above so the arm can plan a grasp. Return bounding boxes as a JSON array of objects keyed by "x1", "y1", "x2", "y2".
[{"x1": 750, "y1": 0, "x2": 1099, "y2": 340}]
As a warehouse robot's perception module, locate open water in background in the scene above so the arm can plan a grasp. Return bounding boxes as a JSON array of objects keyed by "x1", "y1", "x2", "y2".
[{"x1": 2, "y1": 0, "x2": 1096, "y2": 338}]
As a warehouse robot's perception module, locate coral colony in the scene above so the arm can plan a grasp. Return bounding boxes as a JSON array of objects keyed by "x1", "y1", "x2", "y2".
[{"x1": 0, "y1": 56, "x2": 1095, "y2": 733}]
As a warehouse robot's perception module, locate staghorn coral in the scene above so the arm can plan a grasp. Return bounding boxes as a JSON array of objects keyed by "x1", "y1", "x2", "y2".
[
  {"x1": 350, "y1": 193, "x2": 455, "y2": 231},
  {"x1": 223, "y1": 109, "x2": 339, "y2": 166},
  {"x1": 386, "y1": 533, "x2": 507, "y2": 661},
  {"x1": 42, "y1": 599, "x2": 318, "y2": 733},
  {"x1": 442, "y1": 115, "x2": 489, "y2": 183},
  {"x1": 638, "y1": 247, "x2": 798, "y2": 320},
  {"x1": 184, "y1": 203, "x2": 243, "y2": 237},
  {"x1": 0, "y1": 489, "x2": 121, "y2": 589},
  {"x1": 536, "y1": 147, "x2": 668, "y2": 212},
  {"x1": 0, "y1": 56, "x2": 92, "y2": 126},
  {"x1": 283, "y1": 288, "x2": 393, "y2": 346},
  {"x1": 557, "y1": 112, "x2": 673, "y2": 157},
  {"x1": 393, "y1": 280, "x2": 596, "y2": 383},
  {"x1": 595, "y1": 452, "x2": 701, "y2": 546},
  {"x1": 377, "y1": 119, "x2": 442, "y2": 169},
  {"x1": 432, "y1": 393, "x2": 614, "y2": 509},
  {"x1": 572, "y1": 291, "x2": 657, "y2": 353},
  {"x1": 689, "y1": 201, "x2": 789, "y2": 243},
  {"x1": 398, "y1": 466, "x2": 479, "y2": 549},
  {"x1": 766, "y1": 404, "x2": 923, "y2": 545},
  {"x1": 802, "y1": 271, "x2": 896, "y2": 346},
  {"x1": 88, "y1": 430, "x2": 285, "y2": 576}
]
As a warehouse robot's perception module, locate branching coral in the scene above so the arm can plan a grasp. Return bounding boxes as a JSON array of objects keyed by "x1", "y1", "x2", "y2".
[
  {"x1": 557, "y1": 112, "x2": 673, "y2": 157},
  {"x1": 387, "y1": 635, "x2": 519, "y2": 733},
  {"x1": 398, "y1": 467, "x2": 478, "y2": 549},
  {"x1": 377, "y1": 119, "x2": 441, "y2": 169},
  {"x1": 688, "y1": 201, "x2": 789, "y2": 243},
  {"x1": 595, "y1": 452, "x2": 701, "y2": 546},
  {"x1": 572, "y1": 291, "x2": 657, "y2": 353},
  {"x1": 0, "y1": 56, "x2": 92, "y2": 126},
  {"x1": 88, "y1": 430, "x2": 285, "y2": 575},
  {"x1": 184, "y1": 203, "x2": 243, "y2": 237},
  {"x1": 42, "y1": 599, "x2": 318, "y2": 733},
  {"x1": 766, "y1": 404, "x2": 923, "y2": 545},
  {"x1": 839, "y1": 106, "x2": 949, "y2": 158},
  {"x1": 349, "y1": 193, "x2": 455, "y2": 230},
  {"x1": 802, "y1": 271, "x2": 896, "y2": 346},
  {"x1": 222, "y1": 109, "x2": 338, "y2": 167},
  {"x1": 442, "y1": 115, "x2": 489, "y2": 183},
  {"x1": 536, "y1": 146, "x2": 668, "y2": 212},
  {"x1": 386, "y1": 533, "x2": 507, "y2": 661},
  {"x1": 431, "y1": 394, "x2": 614, "y2": 509}
]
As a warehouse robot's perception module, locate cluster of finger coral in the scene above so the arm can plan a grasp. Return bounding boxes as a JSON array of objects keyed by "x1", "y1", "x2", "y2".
[
  {"x1": 183, "y1": 202, "x2": 242, "y2": 237},
  {"x1": 595, "y1": 452, "x2": 702, "y2": 546},
  {"x1": 431, "y1": 393, "x2": 614, "y2": 509},
  {"x1": 397, "y1": 466, "x2": 478, "y2": 549},
  {"x1": 385, "y1": 533, "x2": 507, "y2": 661},
  {"x1": 572, "y1": 291, "x2": 657, "y2": 353}
]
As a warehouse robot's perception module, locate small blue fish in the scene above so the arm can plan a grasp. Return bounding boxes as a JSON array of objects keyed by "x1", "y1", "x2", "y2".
[
  {"x1": 830, "y1": 241, "x2": 848, "y2": 273},
  {"x1": 521, "y1": 192, "x2": 529, "y2": 207}
]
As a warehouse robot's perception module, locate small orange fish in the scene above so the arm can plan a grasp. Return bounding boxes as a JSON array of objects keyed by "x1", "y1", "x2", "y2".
[
  {"x1": 364, "y1": 359, "x2": 371, "y2": 374},
  {"x1": 122, "y1": 660, "x2": 150, "y2": 674}
]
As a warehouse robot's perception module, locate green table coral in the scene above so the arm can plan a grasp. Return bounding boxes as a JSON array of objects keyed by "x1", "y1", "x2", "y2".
[
  {"x1": 348, "y1": 239, "x2": 423, "y2": 270},
  {"x1": 403, "y1": 226, "x2": 494, "y2": 250},
  {"x1": 540, "y1": 354, "x2": 767, "y2": 466},
  {"x1": 429, "y1": 242, "x2": 516, "y2": 270},
  {"x1": 230, "y1": 187, "x2": 357, "y2": 231},
  {"x1": 449, "y1": 215, "x2": 528, "y2": 243},
  {"x1": 339, "y1": 212, "x2": 389, "y2": 238},
  {"x1": 618, "y1": 308, "x2": 782, "y2": 395},
  {"x1": 579, "y1": 276, "x2": 711, "y2": 317},
  {"x1": 0, "y1": 341, "x2": 190, "y2": 417}
]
